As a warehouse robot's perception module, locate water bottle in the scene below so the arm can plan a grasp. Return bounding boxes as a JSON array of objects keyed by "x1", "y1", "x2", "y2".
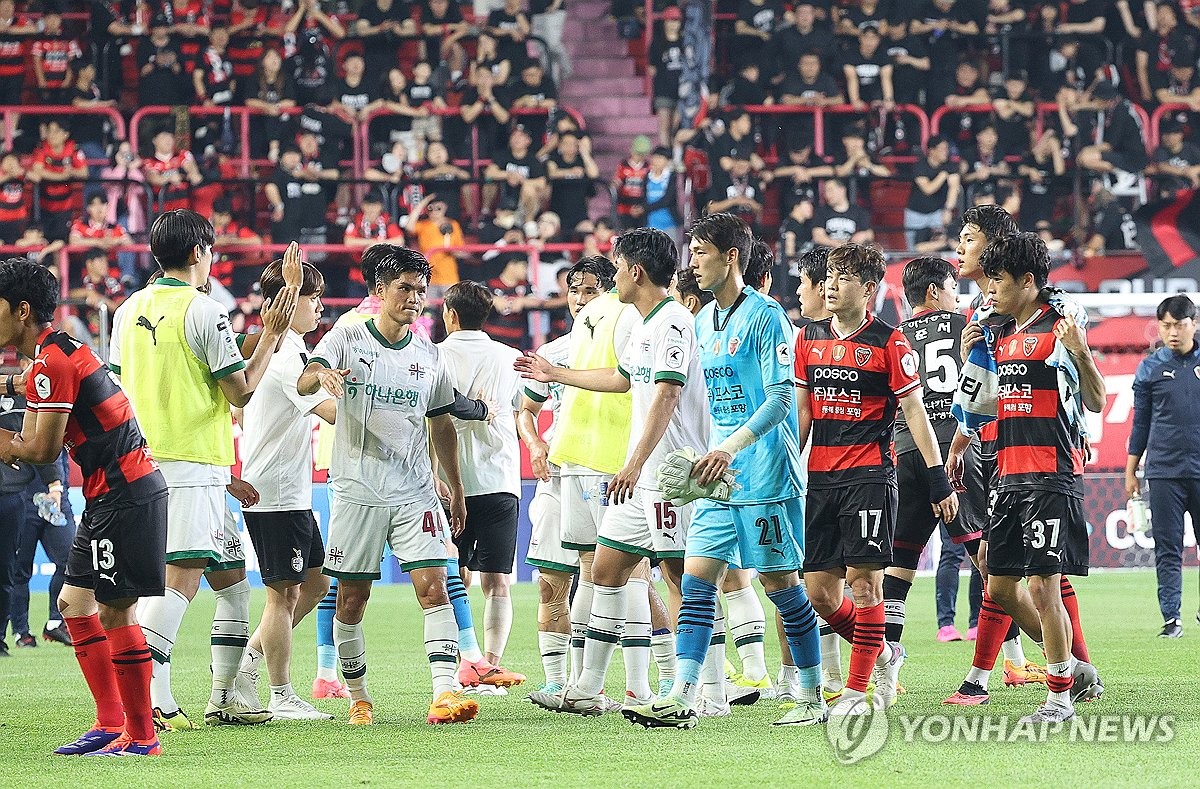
[
  {"x1": 1128, "y1": 495, "x2": 1150, "y2": 535},
  {"x1": 34, "y1": 493, "x2": 68, "y2": 527}
]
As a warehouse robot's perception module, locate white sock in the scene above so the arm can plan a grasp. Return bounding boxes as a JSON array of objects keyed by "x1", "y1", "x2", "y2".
[
  {"x1": 239, "y1": 645, "x2": 264, "y2": 678},
  {"x1": 569, "y1": 580, "x2": 594, "y2": 685},
  {"x1": 700, "y1": 608, "x2": 727, "y2": 705},
  {"x1": 210, "y1": 579, "x2": 252, "y2": 706},
  {"x1": 1047, "y1": 659, "x2": 1072, "y2": 706},
  {"x1": 1002, "y1": 637, "x2": 1027, "y2": 664},
  {"x1": 819, "y1": 617, "x2": 843, "y2": 689},
  {"x1": 724, "y1": 586, "x2": 768, "y2": 683},
  {"x1": 483, "y1": 594, "x2": 513, "y2": 663},
  {"x1": 140, "y1": 587, "x2": 190, "y2": 713},
  {"x1": 778, "y1": 664, "x2": 800, "y2": 686},
  {"x1": 333, "y1": 617, "x2": 372, "y2": 703},
  {"x1": 621, "y1": 578, "x2": 652, "y2": 701},
  {"x1": 423, "y1": 604, "x2": 459, "y2": 698},
  {"x1": 651, "y1": 631, "x2": 676, "y2": 683},
  {"x1": 576, "y1": 583, "x2": 626, "y2": 696},
  {"x1": 966, "y1": 666, "x2": 991, "y2": 687},
  {"x1": 538, "y1": 631, "x2": 570, "y2": 687},
  {"x1": 269, "y1": 683, "x2": 294, "y2": 701}
]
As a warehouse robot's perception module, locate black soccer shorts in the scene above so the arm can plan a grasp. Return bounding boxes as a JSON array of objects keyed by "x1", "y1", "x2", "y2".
[
  {"x1": 893, "y1": 444, "x2": 986, "y2": 569},
  {"x1": 454, "y1": 493, "x2": 519, "y2": 574},
  {"x1": 65, "y1": 494, "x2": 167, "y2": 603},
  {"x1": 245, "y1": 510, "x2": 326, "y2": 584},
  {"x1": 986, "y1": 489, "x2": 1089, "y2": 578},
  {"x1": 803, "y1": 482, "x2": 898, "y2": 572}
]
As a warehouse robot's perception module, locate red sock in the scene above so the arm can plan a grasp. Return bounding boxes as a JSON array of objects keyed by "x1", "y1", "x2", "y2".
[
  {"x1": 1060, "y1": 577, "x2": 1090, "y2": 663},
  {"x1": 64, "y1": 615, "x2": 124, "y2": 729},
  {"x1": 972, "y1": 592, "x2": 1012, "y2": 671},
  {"x1": 825, "y1": 596, "x2": 857, "y2": 644},
  {"x1": 847, "y1": 602, "x2": 885, "y2": 693},
  {"x1": 107, "y1": 624, "x2": 156, "y2": 740},
  {"x1": 1046, "y1": 672, "x2": 1073, "y2": 694}
]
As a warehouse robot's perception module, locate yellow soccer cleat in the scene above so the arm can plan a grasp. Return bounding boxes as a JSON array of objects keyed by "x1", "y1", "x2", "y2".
[
  {"x1": 348, "y1": 700, "x2": 374, "y2": 725},
  {"x1": 427, "y1": 691, "x2": 479, "y2": 725},
  {"x1": 1003, "y1": 659, "x2": 1048, "y2": 687},
  {"x1": 153, "y1": 706, "x2": 200, "y2": 732}
]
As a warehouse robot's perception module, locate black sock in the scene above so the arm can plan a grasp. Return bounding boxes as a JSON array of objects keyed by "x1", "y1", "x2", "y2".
[
  {"x1": 1005, "y1": 618, "x2": 1020, "y2": 642},
  {"x1": 882, "y1": 575, "x2": 912, "y2": 643}
]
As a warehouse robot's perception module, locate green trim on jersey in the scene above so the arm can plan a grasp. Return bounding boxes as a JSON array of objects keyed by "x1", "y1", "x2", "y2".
[
  {"x1": 211, "y1": 360, "x2": 246, "y2": 380},
  {"x1": 561, "y1": 540, "x2": 596, "y2": 552},
  {"x1": 655, "y1": 550, "x2": 685, "y2": 560},
  {"x1": 654, "y1": 371, "x2": 686, "y2": 385},
  {"x1": 108, "y1": 363, "x2": 121, "y2": 375},
  {"x1": 153, "y1": 277, "x2": 191, "y2": 287},
  {"x1": 643, "y1": 297, "x2": 673, "y2": 324},
  {"x1": 526, "y1": 558, "x2": 579, "y2": 573},
  {"x1": 597, "y1": 536, "x2": 654, "y2": 558},
  {"x1": 399, "y1": 559, "x2": 449, "y2": 572},
  {"x1": 205, "y1": 559, "x2": 247, "y2": 573},
  {"x1": 308, "y1": 356, "x2": 331, "y2": 369},
  {"x1": 366, "y1": 319, "x2": 413, "y2": 351},
  {"x1": 523, "y1": 386, "x2": 548, "y2": 403},
  {"x1": 235, "y1": 333, "x2": 247, "y2": 351},
  {"x1": 618, "y1": 363, "x2": 631, "y2": 379}
]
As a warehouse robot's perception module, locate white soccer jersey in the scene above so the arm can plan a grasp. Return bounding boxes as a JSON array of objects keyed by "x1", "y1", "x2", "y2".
[
  {"x1": 438, "y1": 330, "x2": 523, "y2": 498},
  {"x1": 523, "y1": 333, "x2": 571, "y2": 444},
  {"x1": 617, "y1": 298, "x2": 708, "y2": 488},
  {"x1": 241, "y1": 331, "x2": 333, "y2": 511},
  {"x1": 311, "y1": 319, "x2": 455, "y2": 507}
]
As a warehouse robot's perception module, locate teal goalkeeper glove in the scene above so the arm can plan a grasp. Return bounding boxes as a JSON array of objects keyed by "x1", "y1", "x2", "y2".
[{"x1": 655, "y1": 447, "x2": 737, "y2": 507}]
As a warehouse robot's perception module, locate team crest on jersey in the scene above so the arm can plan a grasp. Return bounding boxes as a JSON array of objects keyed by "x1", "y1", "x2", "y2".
[
  {"x1": 729, "y1": 337, "x2": 741, "y2": 356},
  {"x1": 833, "y1": 345, "x2": 845, "y2": 362},
  {"x1": 1023, "y1": 337, "x2": 1038, "y2": 357},
  {"x1": 855, "y1": 347, "x2": 872, "y2": 366},
  {"x1": 291, "y1": 548, "x2": 304, "y2": 573}
]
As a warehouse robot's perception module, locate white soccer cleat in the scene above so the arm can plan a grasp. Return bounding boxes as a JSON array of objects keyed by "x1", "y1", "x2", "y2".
[
  {"x1": 527, "y1": 685, "x2": 607, "y2": 716},
  {"x1": 696, "y1": 696, "x2": 731, "y2": 718},
  {"x1": 724, "y1": 679, "x2": 761, "y2": 706},
  {"x1": 827, "y1": 692, "x2": 883, "y2": 718},
  {"x1": 1019, "y1": 700, "x2": 1075, "y2": 723},
  {"x1": 871, "y1": 641, "x2": 906, "y2": 709},
  {"x1": 268, "y1": 693, "x2": 335, "y2": 721},
  {"x1": 463, "y1": 685, "x2": 509, "y2": 697},
  {"x1": 772, "y1": 699, "x2": 828, "y2": 726},
  {"x1": 233, "y1": 668, "x2": 260, "y2": 708},
  {"x1": 204, "y1": 697, "x2": 273, "y2": 726}
]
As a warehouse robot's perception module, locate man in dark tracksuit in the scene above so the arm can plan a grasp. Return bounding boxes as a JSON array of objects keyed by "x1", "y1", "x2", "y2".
[
  {"x1": 0, "y1": 390, "x2": 66, "y2": 653},
  {"x1": 1127, "y1": 295, "x2": 1200, "y2": 639},
  {"x1": 9, "y1": 450, "x2": 76, "y2": 646}
]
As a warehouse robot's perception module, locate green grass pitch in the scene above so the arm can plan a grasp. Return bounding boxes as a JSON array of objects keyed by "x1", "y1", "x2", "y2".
[{"x1": 1, "y1": 570, "x2": 1196, "y2": 788}]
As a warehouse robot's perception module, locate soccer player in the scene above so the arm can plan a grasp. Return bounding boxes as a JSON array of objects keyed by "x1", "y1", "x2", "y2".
[
  {"x1": 110, "y1": 210, "x2": 296, "y2": 730},
  {"x1": 797, "y1": 243, "x2": 958, "y2": 716},
  {"x1": 624, "y1": 213, "x2": 825, "y2": 729},
  {"x1": 0, "y1": 259, "x2": 167, "y2": 755},
  {"x1": 521, "y1": 227, "x2": 708, "y2": 714},
  {"x1": 544, "y1": 254, "x2": 637, "y2": 692},
  {"x1": 943, "y1": 205, "x2": 1052, "y2": 704},
  {"x1": 882, "y1": 257, "x2": 985, "y2": 648},
  {"x1": 439, "y1": 280, "x2": 527, "y2": 689},
  {"x1": 235, "y1": 255, "x2": 336, "y2": 721},
  {"x1": 297, "y1": 244, "x2": 477, "y2": 726},
  {"x1": 972, "y1": 232, "x2": 1105, "y2": 722},
  {"x1": 517, "y1": 256, "x2": 613, "y2": 693}
]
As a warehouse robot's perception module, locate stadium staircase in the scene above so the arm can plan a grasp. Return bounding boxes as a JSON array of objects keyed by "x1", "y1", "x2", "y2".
[{"x1": 561, "y1": 0, "x2": 658, "y2": 210}]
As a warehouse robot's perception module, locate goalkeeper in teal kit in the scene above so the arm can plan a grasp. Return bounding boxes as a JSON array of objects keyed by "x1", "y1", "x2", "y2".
[{"x1": 625, "y1": 213, "x2": 825, "y2": 730}]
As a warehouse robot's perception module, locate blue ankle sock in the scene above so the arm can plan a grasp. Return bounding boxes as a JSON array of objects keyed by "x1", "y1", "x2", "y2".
[
  {"x1": 316, "y1": 582, "x2": 337, "y2": 671},
  {"x1": 446, "y1": 559, "x2": 481, "y2": 656},
  {"x1": 672, "y1": 574, "x2": 718, "y2": 703}
]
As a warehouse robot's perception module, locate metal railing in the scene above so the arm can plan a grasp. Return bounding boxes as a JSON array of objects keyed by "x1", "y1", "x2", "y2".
[{"x1": 0, "y1": 105, "x2": 127, "y2": 165}]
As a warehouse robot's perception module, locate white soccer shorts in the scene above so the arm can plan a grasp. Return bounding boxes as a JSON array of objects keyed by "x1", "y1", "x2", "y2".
[
  {"x1": 597, "y1": 486, "x2": 690, "y2": 560},
  {"x1": 323, "y1": 495, "x2": 449, "y2": 579}
]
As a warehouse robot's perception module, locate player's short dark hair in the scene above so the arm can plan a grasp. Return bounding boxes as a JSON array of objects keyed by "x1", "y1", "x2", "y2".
[
  {"x1": 689, "y1": 212, "x2": 752, "y2": 272},
  {"x1": 149, "y1": 209, "x2": 215, "y2": 271},
  {"x1": 903, "y1": 256, "x2": 957, "y2": 307},
  {"x1": 674, "y1": 266, "x2": 713, "y2": 308},
  {"x1": 0, "y1": 258, "x2": 58, "y2": 325},
  {"x1": 613, "y1": 227, "x2": 678, "y2": 288},
  {"x1": 797, "y1": 246, "x2": 829, "y2": 285},
  {"x1": 259, "y1": 259, "x2": 324, "y2": 301},
  {"x1": 86, "y1": 192, "x2": 107, "y2": 206},
  {"x1": 980, "y1": 232, "x2": 1050, "y2": 288},
  {"x1": 827, "y1": 243, "x2": 886, "y2": 286},
  {"x1": 1157, "y1": 294, "x2": 1197, "y2": 322},
  {"x1": 567, "y1": 256, "x2": 616, "y2": 291},
  {"x1": 961, "y1": 204, "x2": 1018, "y2": 243},
  {"x1": 364, "y1": 244, "x2": 431, "y2": 290},
  {"x1": 443, "y1": 281, "x2": 493, "y2": 330},
  {"x1": 744, "y1": 239, "x2": 773, "y2": 291}
]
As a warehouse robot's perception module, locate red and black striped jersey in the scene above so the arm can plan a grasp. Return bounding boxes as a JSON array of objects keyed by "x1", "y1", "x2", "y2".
[
  {"x1": 993, "y1": 305, "x2": 1085, "y2": 496},
  {"x1": 0, "y1": 178, "x2": 28, "y2": 223},
  {"x1": 31, "y1": 140, "x2": 86, "y2": 215},
  {"x1": 27, "y1": 329, "x2": 165, "y2": 507},
  {"x1": 796, "y1": 313, "x2": 921, "y2": 487},
  {"x1": 0, "y1": 19, "x2": 30, "y2": 78},
  {"x1": 143, "y1": 151, "x2": 196, "y2": 212}
]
